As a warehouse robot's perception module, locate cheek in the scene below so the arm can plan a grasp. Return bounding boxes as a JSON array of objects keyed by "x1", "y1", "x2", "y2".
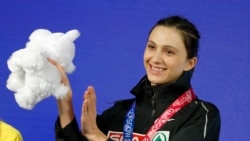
[
  {"x1": 173, "y1": 61, "x2": 188, "y2": 72},
  {"x1": 162, "y1": 57, "x2": 173, "y2": 66},
  {"x1": 163, "y1": 58, "x2": 184, "y2": 70},
  {"x1": 143, "y1": 51, "x2": 150, "y2": 62}
]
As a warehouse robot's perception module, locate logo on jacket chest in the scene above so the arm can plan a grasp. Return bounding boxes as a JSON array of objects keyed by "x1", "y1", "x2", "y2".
[{"x1": 108, "y1": 131, "x2": 170, "y2": 141}]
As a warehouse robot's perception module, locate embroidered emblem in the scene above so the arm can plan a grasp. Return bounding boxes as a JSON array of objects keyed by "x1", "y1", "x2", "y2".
[{"x1": 152, "y1": 131, "x2": 170, "y2": 141}]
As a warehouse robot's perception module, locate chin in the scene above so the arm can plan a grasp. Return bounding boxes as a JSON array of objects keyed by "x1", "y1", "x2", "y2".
[{"x1": 147, "y1": 77, "x2": 164, "y2": 85}]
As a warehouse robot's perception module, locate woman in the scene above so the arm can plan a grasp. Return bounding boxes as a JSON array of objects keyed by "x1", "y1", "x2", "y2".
[{"x1": 53, "y1": 15, "x2": 221, "y2": 141}]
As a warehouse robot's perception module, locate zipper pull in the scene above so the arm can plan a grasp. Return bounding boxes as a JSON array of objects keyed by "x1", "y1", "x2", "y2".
[{"x1": 151, "y1": 92, "x2": 156, "y2": 117}]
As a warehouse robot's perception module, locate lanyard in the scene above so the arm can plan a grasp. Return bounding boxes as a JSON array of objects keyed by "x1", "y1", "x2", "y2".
[{"x1": 123, "y1": 88, "x2": 196, "y2": 141}]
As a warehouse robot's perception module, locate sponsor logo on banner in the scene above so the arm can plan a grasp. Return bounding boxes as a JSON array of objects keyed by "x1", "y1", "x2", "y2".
[
  {"x1": 108, "y1": 131, "x2": 145, "y2": 141},
  {"x1": 108, "y1": 131, "x2": 170, "y2": 141}
]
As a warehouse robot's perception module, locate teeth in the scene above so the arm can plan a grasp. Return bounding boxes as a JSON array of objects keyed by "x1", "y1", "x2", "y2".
[{"x1": 151, "y1": 66, "x2": 165, "y2": 72}]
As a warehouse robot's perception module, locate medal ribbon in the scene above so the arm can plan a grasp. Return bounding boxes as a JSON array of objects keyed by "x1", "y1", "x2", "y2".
[
  {"x1": 123, "y1": 102, "x2": 136, "y2": 141},
  {"x1": 123, "y1": 88, "x2": 196, "y2": 141}
]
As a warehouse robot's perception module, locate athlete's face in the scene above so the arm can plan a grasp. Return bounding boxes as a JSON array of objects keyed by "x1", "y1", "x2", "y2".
[{"x1": 143, "y1": 26, "x2": 197, "y2": 85}]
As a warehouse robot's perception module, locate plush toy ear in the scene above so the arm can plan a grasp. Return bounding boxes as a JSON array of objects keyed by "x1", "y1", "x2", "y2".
[
  {"x1": 63, "y1": 29, "x2": 80, "y2": 41},
  {"x1": 29, "y1": 29, "x2": 51, "y2": 42}
]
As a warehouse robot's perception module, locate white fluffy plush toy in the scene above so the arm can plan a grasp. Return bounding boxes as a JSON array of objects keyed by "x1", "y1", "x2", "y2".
[{"x1": 6, "y1": 29, "x2": 80, "y2": 110}]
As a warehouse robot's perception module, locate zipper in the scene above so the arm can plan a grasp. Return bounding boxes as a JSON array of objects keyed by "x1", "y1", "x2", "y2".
[{"x1": 151, "y1": 92, "x2": 156, "y2": 117}]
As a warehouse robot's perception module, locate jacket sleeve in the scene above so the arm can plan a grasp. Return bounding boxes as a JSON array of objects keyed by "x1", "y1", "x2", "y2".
[
  {"x1": 55, "y1": 116, "x2": 88, "y2": 141},
  {"x1": 170, "y1": 103, "x2": 221, "y2": 141},
  {"x1": 54, "y1": 100, "x2": 130, "y2": 141}
]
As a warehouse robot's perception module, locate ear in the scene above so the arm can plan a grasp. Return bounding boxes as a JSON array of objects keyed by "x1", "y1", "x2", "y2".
[{"x1": 184, "y1": 57, "x2": 197, "y2": 71}]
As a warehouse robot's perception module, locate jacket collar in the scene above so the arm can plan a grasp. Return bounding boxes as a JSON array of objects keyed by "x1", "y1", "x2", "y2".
[{"x1": 130, "y1": 71, "x2": 193, "y2": 101}]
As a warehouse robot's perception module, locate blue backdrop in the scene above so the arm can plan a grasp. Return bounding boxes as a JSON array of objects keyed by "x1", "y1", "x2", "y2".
[{"x1": 0, "y1": 1, "x2": 249, "y2": 141}]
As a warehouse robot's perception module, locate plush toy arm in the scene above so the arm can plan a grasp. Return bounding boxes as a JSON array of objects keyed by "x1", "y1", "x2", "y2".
[
  {"x1": 52, "y1": 84, "x2": 69, "y2": 99},
  {"x1": 6, "y1": 71, "x2": 25, "y2": 92}
]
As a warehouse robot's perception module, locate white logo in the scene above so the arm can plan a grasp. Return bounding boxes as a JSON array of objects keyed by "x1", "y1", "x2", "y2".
[{"x1": 168, "y1": 119, "x2": 175, "y2": 122}]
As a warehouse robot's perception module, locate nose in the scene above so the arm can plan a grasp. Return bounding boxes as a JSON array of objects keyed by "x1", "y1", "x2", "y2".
[{"x1": 151, "y1": 51, "x2": 162, "y2": 64}]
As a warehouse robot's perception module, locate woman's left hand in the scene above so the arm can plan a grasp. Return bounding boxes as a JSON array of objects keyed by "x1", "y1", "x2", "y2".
[{"x1": 81, "y1": 86, "x2": 108, "y2": 141}]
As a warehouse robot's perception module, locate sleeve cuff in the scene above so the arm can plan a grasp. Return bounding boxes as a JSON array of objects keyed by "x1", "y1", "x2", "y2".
[{"x1": 55, "y1": 116, "x2": 83, "y2": 140}]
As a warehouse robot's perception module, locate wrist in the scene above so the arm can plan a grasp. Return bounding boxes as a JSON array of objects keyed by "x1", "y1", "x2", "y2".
[{"x1": 83, "y1": 129, "x2": 108, "y2": 141}]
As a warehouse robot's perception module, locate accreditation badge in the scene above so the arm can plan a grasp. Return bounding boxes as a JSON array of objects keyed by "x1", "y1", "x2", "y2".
[{"x1": 151, "y1": 131, "x2": 170, "y2": 141}]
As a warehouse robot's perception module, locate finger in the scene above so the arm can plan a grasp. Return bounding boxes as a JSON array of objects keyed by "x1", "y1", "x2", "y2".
[
  {"x1": 48, "y1": 58, "x2": 70, "y2": 86},
  {"x1": 48, "y1": 58, "x2": 62, "y2": 70},
  {"x1": 88, "y1": 86, "x2": 96, "y2": 104},
  {"x1": 81, "y1": 91, "x2": 89, "y2": 121},
  {"x1": 47, "y1": 58, "x2": 56, "y2": 65},
  {"x1": 83, "y1": 90, "x2": 89, "y2": 112},
  {"x1": 81, "y1": 100, "x2": 88, "y2": 130},
  {"x1": 87, "y1": 86, "x2": 97, "y2": 115}
]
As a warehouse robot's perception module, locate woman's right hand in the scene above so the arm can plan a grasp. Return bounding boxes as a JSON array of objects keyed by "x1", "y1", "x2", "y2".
[
  {"x1": 48, "y1": 58, "x2": 74, "y2": 128},
  {"x1": 48, "y1": 58, "x2": 70, "y2": 87}
]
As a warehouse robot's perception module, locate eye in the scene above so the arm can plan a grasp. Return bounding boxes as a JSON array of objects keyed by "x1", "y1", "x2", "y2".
[
  {"x1": 165, "y1": 49, "x2": 175, "y2": 55},
  {"x1": 147, "y1": 44, "x2": 155, "y2": 49}
]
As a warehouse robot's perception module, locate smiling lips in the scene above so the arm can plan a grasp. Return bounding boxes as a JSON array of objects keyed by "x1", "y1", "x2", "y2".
[{"x1": 150, "y1": 65, "x2": 167, "y2": 73}]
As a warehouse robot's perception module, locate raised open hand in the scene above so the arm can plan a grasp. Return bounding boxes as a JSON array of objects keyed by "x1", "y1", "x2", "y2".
[{"x1": 81, "y1": 86, "x2": 107, "y2": 141}]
